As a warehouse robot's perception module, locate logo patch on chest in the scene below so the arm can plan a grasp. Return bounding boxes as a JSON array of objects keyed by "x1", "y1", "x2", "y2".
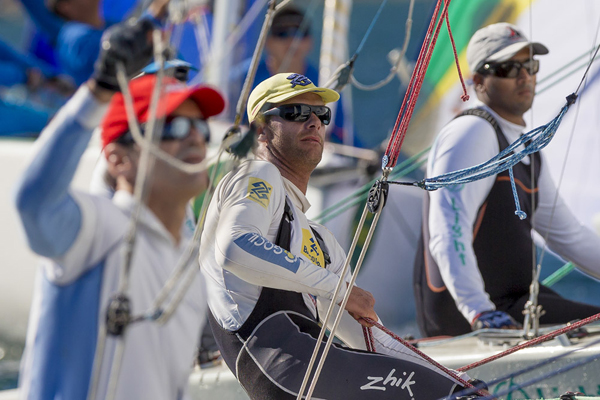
[
  {"x1": 246, "y1": 178, "x2": 273, "y2": 209},
  {"x1": 301, "y1": 229, "x2": 325, "y2": 268}
]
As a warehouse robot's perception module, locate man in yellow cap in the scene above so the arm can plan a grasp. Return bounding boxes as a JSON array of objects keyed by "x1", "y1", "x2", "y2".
[{"x1": 199, "y1": 73, "x2": 472, "y2": 399}]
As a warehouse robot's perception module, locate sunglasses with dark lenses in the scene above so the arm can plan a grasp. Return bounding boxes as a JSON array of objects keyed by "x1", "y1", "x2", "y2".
[
  {"x1": 262, "y1": 104, "x2": 331, "y2": 125},
  {"x1": 478, "y1": 59, "x2": 540, "y2": 78},
  {"x1": 117, "y1": 116, "x2": 210, "y2": 144},
  {"x1": 271, "y1": 27, "x2": 311, "y2": 39}
]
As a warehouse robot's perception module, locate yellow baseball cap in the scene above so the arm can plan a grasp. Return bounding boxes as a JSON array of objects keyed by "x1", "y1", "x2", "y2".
[{"x1": 247, "y1": 73, "x2": 340, "y2": 123}]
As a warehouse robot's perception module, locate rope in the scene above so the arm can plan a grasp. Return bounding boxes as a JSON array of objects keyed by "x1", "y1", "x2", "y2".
[
  {"x1": 314, "y1": 147, "x2": 429, "y2": 224},
  {"x1": 528, "y1": 15, "x2": 600, "y2": 335},
  {"x1": 443, "y1": 11, "x2": 468, "y2": 101},
  {"x1": 296, "y1": 204, "x2": 371, "y2": 400},
  {"x1": 542, "y1": 262, "x2": 575, "y2": 286},
  {"x1": 231, "y1": 0, "x2": 277, "y2": 128},
  {"x1": 355, "y1": 0, "x2": 389, "y2": 57},
  {"x1": 362, "y1": 317, "x2": 487, "y2": 396},
  {"x1": 351, "y1": 0, "x2": 415, "y2": 91},
  {"x1": 362, "y1": 326, "x2": 376, "y2": 352},
  {"x1": 383, "y1": 0, "x2": 450, "y2": 169},
  {"x1": 457, "y1": 312, "x2": 600, "y2": 372},
  {"x1": 452, "y1": 339, "x2": 600, "y2": 399},
  {"x1": 475, "y1": 345, "x2": 600, "y2": 400},
  {"x1": 412, "y1": 102, "x2": 572, "y2": 191}
]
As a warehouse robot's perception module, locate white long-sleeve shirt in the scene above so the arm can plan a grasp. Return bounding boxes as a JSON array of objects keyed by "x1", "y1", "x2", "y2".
[
  {"x1": 427, "y1": 102, "x2": 600, "y2": 322},
  {"x1": 200, "y1": 159, "x2": 427, "y2": 361}
]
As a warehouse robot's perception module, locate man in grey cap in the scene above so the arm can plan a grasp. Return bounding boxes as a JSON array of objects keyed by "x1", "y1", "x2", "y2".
[{"x1": 414, "y1": 22, "x2": 600, "y2": 337}]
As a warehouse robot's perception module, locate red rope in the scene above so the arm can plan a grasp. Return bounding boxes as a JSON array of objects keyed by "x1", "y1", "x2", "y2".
[
  {"x1": 383, "y1": 0, "x2": 452, "y2": 169},
  {"x1": 362, "y1": 317, "x2": 489, "y2": 397},
  {"x1": 362, "y1": 326, "x2": 376, "y2": 352},
  {"x1": 457, "y1": 312, "x2": 600, "y2": 372},
  {"x1": 444, "y1": 11, "x2": 469, "y2": 101}
]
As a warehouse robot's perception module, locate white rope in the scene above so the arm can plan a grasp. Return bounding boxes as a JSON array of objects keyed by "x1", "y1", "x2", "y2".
[{"x1": 305, "y1": 189, "x2": 387, "y2": 400}]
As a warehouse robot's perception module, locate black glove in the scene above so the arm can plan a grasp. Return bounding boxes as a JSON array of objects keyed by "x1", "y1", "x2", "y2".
[{"x1": 92, "y1": 18, "x2": 155, "y2": 92}]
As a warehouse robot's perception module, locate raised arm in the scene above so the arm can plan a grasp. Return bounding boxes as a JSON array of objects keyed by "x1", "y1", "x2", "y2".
[{"x1": 14, "y1": 19, "x2": 154, "y2": 258}]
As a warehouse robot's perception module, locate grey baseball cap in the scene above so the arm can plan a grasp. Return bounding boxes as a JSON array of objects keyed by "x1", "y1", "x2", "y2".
[{"x1": 467, "y1": 22, "x2": 549, "y2": 73}]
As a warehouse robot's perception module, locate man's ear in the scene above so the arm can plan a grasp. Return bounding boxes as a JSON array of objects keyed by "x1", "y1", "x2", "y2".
[
  {"x1": 472, "y1": 73, "x2": 485, "y2": 93},
  {"x1": 254, "y1": 121, "x2": 269, "y2": 143},
  {"x1": 104, "y1": 143, "x2": 136, "y2": 183}
]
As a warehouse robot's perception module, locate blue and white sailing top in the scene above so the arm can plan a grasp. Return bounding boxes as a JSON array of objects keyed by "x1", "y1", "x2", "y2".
[
  {"x1": 427, "y1": 101, "x2": 600, "y2": 322},
  {"x1": 14, "y1": 86, "x2": 206, "y2": 400},
  {"x1": 200, "y1": 159, "x2": 424, "y2": 360}
]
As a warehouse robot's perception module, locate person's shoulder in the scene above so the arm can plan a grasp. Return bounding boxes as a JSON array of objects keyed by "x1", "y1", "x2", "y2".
[
  {"x1": 439, "y1": 109, "x2": 498, "y2": 144},
  {"x1": 240, "y1": 159, "x2": 283, "y2": 180},
  {"x1": 220, "y1": 160, "x2": 284, "y2": 195}
]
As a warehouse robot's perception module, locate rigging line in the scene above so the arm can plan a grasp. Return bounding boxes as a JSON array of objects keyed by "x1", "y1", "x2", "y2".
[
  {"x1": 303, "y1": 193, "x2": 390, "y2": 400},
  {"x1": 524, "y1": 0, "x2": 539, "y2": 336},
  {"x1": 383, "y1": 0, "x2": 451, "y2": 169},
  {"x1": 443, "y1": 8, "x2": 468, "y2": 101},
  {"x1": 275, "y1": 0, "x2": 320, "y2": 74},
  {"x1": 444, "y1": 339, "x2": 600, "y2": 400},
  {"x1": 537, "y1": 55, "x2": 600, "y2": 95},
  {"x1": 457, "y1": 311, "x2": 600, "y2": 372},
  {"x1": 191, "y1": 9, "x2": 212, "y2": 81},
  {"x1": 313, "y1": 147, "x2": 430, "y2": 223},
  {"x1": 474, "y1": 347, "x2": 600, "y2": 400},
  {"x1": 530, "y1": 12, "x2": 600, "y2": 298},
  {"x1": 537, "y1": 46, "x2": 597, "y2": 85},
  {"x1": 411, "y1": 102, "x2": 573, "y2": 192},
  {"x1": 91, "y1": 31, "x2": 169, "y2": 400},
  {"x1": 323, "y1": 0, "x2": 396, "y2": 92},
  {"x1": 129, "y1": 0, "x2": 278, "y2": 326},
  {"x1": 136, "y1": 136, "x2": 240, "y2": 324},
  {"x1": 232, "y1": 0, "x2": 277, "y2": 128},
  {"x1": 361, "y1": 317, "x2": 485, "y2": 397},
  {"x1": 296, "y1": 203, "x2": 371, "y2": 400},
  {"x1": 542, "y1": 261, "x2": 575, "y2": 286},
  {"x1": 134, "y1": 1, "x2": 279, "y2": 321},
  {"x1": 350, "y1": 0, "x2": 414, "y2": 91},
  {"x1": 191, "y1": 0, "x2": 269, "y2": 86},
  {"x1": 317, "y1": 157, "x2": 427, "y2": 224},
  {"x1": 355, "y1": 0, "x2": 389, "y2": 57}
]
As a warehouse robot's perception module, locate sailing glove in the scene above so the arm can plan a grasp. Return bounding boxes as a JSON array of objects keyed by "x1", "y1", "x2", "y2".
[
  {"x1": 471, "y1": 310, "x2": 521, "y2": 330},
  {"x1": 92, "y1": 18, "x2": 155, "y2": 92}
]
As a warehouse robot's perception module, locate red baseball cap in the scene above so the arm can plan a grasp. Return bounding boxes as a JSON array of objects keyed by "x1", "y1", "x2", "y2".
[{"x1": 100, "y1": 74, "x2": 226, "y2": 147}]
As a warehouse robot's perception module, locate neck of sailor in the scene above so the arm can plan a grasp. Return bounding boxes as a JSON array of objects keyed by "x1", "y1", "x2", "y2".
[{"x1": 113, "y1": 174, "x2": 189, "y2": 244}]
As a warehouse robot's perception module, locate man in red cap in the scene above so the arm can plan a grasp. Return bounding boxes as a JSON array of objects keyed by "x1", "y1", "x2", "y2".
[{"x1": 14, "y1": 19, "x2": 224, "y2": 400}]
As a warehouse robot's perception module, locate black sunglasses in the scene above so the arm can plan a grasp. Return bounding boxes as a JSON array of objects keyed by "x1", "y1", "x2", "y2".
[
  {"x1": 478, "y1": 59, "x2": 540, "y2": 78},
  {"x1": 262, "y1": 104, "x2": 331, "y2": 125},
  {"x1": 270, "y1": 27, "x2": 311, "y2": 39},
  {"x1": 117, "y1": 116, "x2": 210, "y2": 144}
]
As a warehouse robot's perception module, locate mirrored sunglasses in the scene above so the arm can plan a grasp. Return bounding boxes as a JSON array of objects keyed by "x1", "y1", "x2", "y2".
[
  {"x1": 117, "y1": 116, "x2": 210, "y2": 144},
  {"x1": 478, "y1": 59, "x2": 540, "y2": 78},
  {"x1": 262, "y1": 104, "x2": 331, "y2": 125}
]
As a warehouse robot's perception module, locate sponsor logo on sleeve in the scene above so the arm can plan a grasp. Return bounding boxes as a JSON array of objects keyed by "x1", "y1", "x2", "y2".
[
  {"x1": 301, "y1": 229, "x2": 324, "y2": 268},
  {"x1": 234, "y1": 233, "x2": 300, "y2": 273},
  {"x1": 246, "y1": 178, "x2": 273, "y2": 209}
]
